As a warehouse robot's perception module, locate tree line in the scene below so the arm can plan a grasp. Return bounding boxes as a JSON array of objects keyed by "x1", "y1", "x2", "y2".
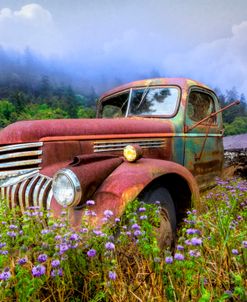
[
  {"x1": 216, "y1": 87, "x2": 247, "y2": 136},
  {"x1": 0, "y1": 75, "x2": 96, "y2": 128},
  {"x1": 0, "y1": 76, "x2": 246, "y2": 136}
]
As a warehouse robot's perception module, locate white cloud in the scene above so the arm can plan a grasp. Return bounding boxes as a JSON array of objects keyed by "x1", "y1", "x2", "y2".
[
  {"x1": 0, "y1": 4, "x2": 52, "y2": 22},
  {"x1": 162, "y1": 21, "x2": 247, "y2": 95},
  {"x1": 0, "y1": 4, "x2": 61, "y2": 55},
  {"x1": 14, "y1": 3, "x2": 52, "y2": 22}
]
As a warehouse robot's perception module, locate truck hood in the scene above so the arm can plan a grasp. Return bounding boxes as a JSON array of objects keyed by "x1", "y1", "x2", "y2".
[{"x1": 0, "y1": 118, "x2": 174, "y2": 145}]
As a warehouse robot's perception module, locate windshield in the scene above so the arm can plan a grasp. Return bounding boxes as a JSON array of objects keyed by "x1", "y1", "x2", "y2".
[{"x1": 101, "y1": 87, "x2": 179, "y2": 118}]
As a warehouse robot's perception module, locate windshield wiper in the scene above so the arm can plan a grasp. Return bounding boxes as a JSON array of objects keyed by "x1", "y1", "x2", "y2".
[{"x1": 136, "y1": 80, "x2": 153, "y2": 110}]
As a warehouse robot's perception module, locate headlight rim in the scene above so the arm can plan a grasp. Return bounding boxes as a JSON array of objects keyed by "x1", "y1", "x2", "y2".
[{"x1": 52, "y1": 168, "x2": 82, "y2": 207}]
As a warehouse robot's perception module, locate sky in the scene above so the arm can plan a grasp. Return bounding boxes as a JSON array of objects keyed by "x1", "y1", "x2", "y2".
[{"x1": 0, "y1": 0, "x2": 247, "y2": 95}]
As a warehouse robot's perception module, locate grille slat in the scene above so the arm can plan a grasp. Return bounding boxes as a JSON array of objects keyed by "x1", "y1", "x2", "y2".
[
  {"x1": 47, "y1": 190, "x2": 53, "y2": 210},
  {"x1": 38, "y1": 179, "x2": 52, "y2": 208},
  {"x1": 94, "y1": 139, "x2": 165, "y2": 152},
  {"x1": 0, "y1": 142, "x2": 43, "y2": 153},
  {"x1": 6, "y1": 187, "x2": 11, "y2": 205},
  {"x1": 0, "y1": 150, "x2": 42, "y2": 161},
  {"x1": 33, "y1": 176, "x2": 47, "y2": 207},
  {"x1": 0, "y1": 159, "x2": 42, "y2": 169},
  {"x1": 25, "y1": 175, "x2": 40, "y2": 208},
  {"x1": 1, "y1": 187, "x2": 5, "y2": 200},
  {"x1": 18, "y1": 179, "x2": 31, "y2": 212},
  {"x1": 11, "y1": 184, "x2": 19, "y2": 208}
]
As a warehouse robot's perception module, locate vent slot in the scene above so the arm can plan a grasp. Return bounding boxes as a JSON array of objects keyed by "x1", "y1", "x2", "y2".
[{"x1": 94, "y1": 139, "x2": 165, "y2": 152}]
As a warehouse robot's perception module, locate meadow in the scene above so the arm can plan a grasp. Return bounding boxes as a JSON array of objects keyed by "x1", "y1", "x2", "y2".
[{"x1": 0, "y1": 177, "x2": 246, "y2": 302}]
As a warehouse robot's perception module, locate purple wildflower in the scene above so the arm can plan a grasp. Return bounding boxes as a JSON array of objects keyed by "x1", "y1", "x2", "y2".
[
  {"x1": 84, "y1": 210, "x2": 96, "y2": 216},
  {"x1": 185, "y1": 239, "x2": 191, "y2": 245},
  {"x1": 86, "y1": 200, "x2": 95, "y2": 206},
  {"x1": 242, "y1": 241, "x2": 247, "y2": 248},
  {"x1": 105, "y1": 242, "x2": 115, "y2": 250},
  {"x1": 115, "y1": 218, "x2": 120, "y2": 223},
  {"x1": 126, "y1": 231, "x2": 131, "y2": 236},
  {"x1": 134, "y1": 230, "x2": 142, "y2": 236},
  {"x1": 71, "y1": 243, "x2": 78, "y2": 249},
  {"x1": 7, "y1": 231, "x2": 17, "y2": 238},
  {"x1": 28, "y1": 206, "x2": 40, "y2": 210},
  {"x1": 0, "y1": 271, "x2": 11, "y2": 281},
  {"x1": 140, "y1": 215, "x2": 147, "y2": 220},
  {"x1": 55, "y1": 235, "x2": 62, "y2": 241},
  {"x1": 51, "y1": 268, "x2": 63, "y2": 277},
  {"x1": 138, "y1": 207, "x2": 146, "y2": 212},
  {"x1": 189, "y1": 250, "x2": 201, "y2": 258},
  {"x1": 191, "y1": 237, "x2": 202, "y2": 246},
  {"x1": 177, "y1": 245, "x2": 184, "y2": 251},
  {"x1": 0, "y1": 250, "x2": 8, "y2": 255},
  {"x1": 32, "y1": 265, "x2": 46, "y2": 277},
  {"x1": 224, "y1": 290, "x2": 232, "y2": 297},
  {"x1": 0, "y1": 242, "x2": 6, "y2": 249},
  {"x1": 93, "y1": 230, "x2": 104, "y2": 236},
  {"x1": 41, "y1": 229, "x2": 50, "y2": 235},
  {"x1": 131, "y1": 223, "x2": 141, "y2": 230},
  {"x1": 102, "y1": 217, "x2": 108, "y2": 223},
  {"x1": 70, "y1": 233, "x2": 79, "y2": 241},
  {"x1": 51, "y1": 259, "x2": 60, "y2": 268},
  {"x1": 108, "y1": 271, "x2": 117, "y2": 280},
  {"x1": 9, "y1": 224, "x2": 18, "y2": 230},
  {"x1": 104, "y1": 210, "x2": 114, "y2": 218},
  {"x1": 186, "y1": 228, "x2": 199, "y2": 235},
  {"x1": 155, "y1": 201, "x2": 160, "y2": 205},
  {"x1": 174, "y1": 253, "x2": 185, "y2": 261},
  {"x1": 87, "y1": 249, "x2": 96, "y2": 257},
  {"x1": 37, "y1": 254, "x2": 48, "y2": 263},
  {"x1": 80, "y1": 228, "x2": 88, "y2": 233},
  {"x1": 18, "y1": 258, "x2": 27, "y2": 265},
  {"x1": 232, "y1": 249, "x2": 239, "y2": 255},
  {"x1": 165, "y1": 256, "x2": 173, "y2": 264},
  {"x1": 59, "y1": 243, "x2": 70, "y2": 255}
]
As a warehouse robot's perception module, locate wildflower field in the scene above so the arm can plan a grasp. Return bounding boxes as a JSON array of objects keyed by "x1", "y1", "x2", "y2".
[{"x1": 0, "y1": 178, "x2": 246, "y2": 302}]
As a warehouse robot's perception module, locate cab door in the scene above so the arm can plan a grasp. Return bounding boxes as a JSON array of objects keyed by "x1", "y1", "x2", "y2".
[{"x1": 183, "y1": 88, "x2": 224, "y2": 190}]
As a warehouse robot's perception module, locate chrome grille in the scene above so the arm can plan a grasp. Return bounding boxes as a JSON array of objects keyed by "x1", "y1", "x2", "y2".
[
  {"x1": 94, "y1": 138, "x2": 166, "y2": 152},
  {"x1": 0, "y1": 142, "x2": 43, "y2": 170},
  {"x1": 0, "y1": 173, "x2": 52, "y2": 211},
  {"x1": 0, "y1": 142, "x2": 43, "y2": 187}
]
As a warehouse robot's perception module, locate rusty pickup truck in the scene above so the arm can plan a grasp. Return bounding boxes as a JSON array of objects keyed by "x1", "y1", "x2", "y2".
[{"x1": 0, "y1": 78, "x2": 238, "y2": 245}]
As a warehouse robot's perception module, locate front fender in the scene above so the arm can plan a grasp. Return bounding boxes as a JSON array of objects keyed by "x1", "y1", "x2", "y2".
[{"x1": 89, "y1": 158, "x2": 200, "y2": 223}]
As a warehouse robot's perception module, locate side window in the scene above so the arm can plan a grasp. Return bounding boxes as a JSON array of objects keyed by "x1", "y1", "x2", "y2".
[{"x1": 187, "y1": 91, "x2": 216, "y2": 123}]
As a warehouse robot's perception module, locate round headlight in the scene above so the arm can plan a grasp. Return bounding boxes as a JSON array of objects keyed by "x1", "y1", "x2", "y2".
[
  {"x1": 52, "y1": 169, "x2": 82, "y2": 207},
  {"x1": 123, "y1": 145, "x2": 142, "y2": 162}
]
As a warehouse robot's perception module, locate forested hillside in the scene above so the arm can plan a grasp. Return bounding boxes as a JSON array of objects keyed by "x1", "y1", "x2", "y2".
[{"x1": 0, "y1": 48, "x2": 246, "y2": 135}]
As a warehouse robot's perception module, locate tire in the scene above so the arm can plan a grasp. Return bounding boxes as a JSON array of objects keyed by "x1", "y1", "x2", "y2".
[{"x1": 143, "y1": 187, "x2": 176, "y2": 249}]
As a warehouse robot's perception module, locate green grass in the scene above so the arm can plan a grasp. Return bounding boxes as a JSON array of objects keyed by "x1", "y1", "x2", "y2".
[{"x1": 0, "y1": 177, "x2": 246, "y2": 301}]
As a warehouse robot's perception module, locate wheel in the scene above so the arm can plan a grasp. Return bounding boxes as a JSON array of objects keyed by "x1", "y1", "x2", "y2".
[{"x1": 143, "y1": 187, "x2": 176, "y2": 249}]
